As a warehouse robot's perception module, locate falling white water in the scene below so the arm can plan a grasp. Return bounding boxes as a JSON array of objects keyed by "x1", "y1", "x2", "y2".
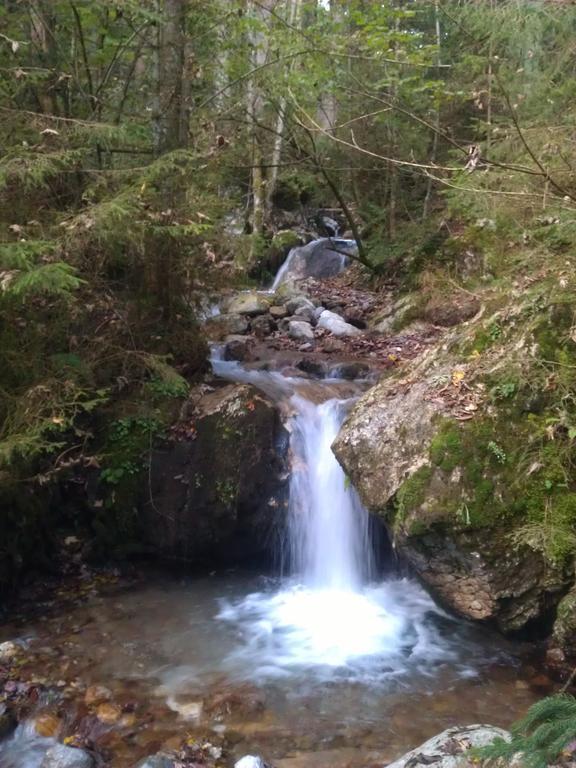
[{"x1": 286, "y1": 395, "x2": 372, "y2": 590}]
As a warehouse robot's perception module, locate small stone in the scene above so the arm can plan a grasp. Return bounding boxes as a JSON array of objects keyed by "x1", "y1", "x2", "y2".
[
  {"x1": 136, "y1": 754, "x2": 175, "y2": 768},
  {"x1": 288, "y1": 320, "x2": 314, "y2": 341},
  {"x1": 298, "y1": 343, "x2": 313, "y2": 352},
  {"x1": 41, "y1": 744, "x2": 94, "y2": 768},
  {"x1": 96, "y1": 702, "x2": 122, "y2": 724},
  {"x1": 269, "y1": 305, "x2": 288, "y2": 320},
  {"x1": 297, "y1": 359, "x2": 327, "y2": 378},
  {"x1": 35, "y1": 712, "x2": 62, "y2": 737},
  {"x1": 84, "y1": 684, "x2": 112, "y2": 706},
  {"x1": 0, "y1": 641, "x2": 20, "y2": 662},
  {"x1": 235, "y1": 757, "x2": 269, "y2": 768}
]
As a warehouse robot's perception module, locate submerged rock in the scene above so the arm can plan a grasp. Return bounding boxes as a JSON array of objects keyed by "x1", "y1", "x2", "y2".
[
  {"x1": 235, "y1": 757, "x2": 270, "y2": 768},
  {"x1": 136, "y1": 755, "x2": 175, "y2": 768},
  {"x1": 385, "y1": 725, "x2": 510, "y2": 768},
  {"x1": 41, "y1": 743, "x2": 94, "y2": 768},
  {"x1": 146, "y1": 384, "x2": 287, "y2": 563}
]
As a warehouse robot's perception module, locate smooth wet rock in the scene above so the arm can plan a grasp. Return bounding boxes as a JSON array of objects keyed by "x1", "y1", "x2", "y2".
[
  {"x1": 147, "y1": 383, "x2": 288, "y2": 562},
  {"x1": 41, "y1": 743, "x2": 94, "y2": 768},
  {"x1": 84, "y1": 684, "x2": 112, "y2": 706},
  {"x1": 96, "y1": 702, "x2": 122, "y2": 725},
  {"x1": 330, "y1": 362, "x2": 370, "y2": 380},
  {"x1": 227, "y1": 292, "x2": 272, "y2": 316},
  {"x1": 224, "y1": 335, "x2": 254, "y2": 362},
  {"x1": 289, "y1": 320, "x2": 314, "y2": 341},
  {"x1": 34, "y1": 713, "x2": 61, "y2": 738},
  {"x1": 204, "y1": 313, "x2": 249, "y2": 341},
  {"x1": 235, "y1": 757, "x2": 270, "y2": 768},
  {"x1": 297, "y1": 359, "x2": 327, "y2": 378},
  {"x1": 0, "y1": 703, "x2": 16, "y2": 739},
  {"x1": 273, "y1": 239, "x2": 355, "y2": 284},
  {"x1": 136, "y1": 755, "x2": 175, "y2": 768},
  {"x1": 313, "y1": 305, "x2": 326, "y2": 322},
  {"x1": 385, "y1": 725, "x2": 510, "y2": 768},
  {"x1": 317, "y1": 310, "x2": 361, "y2": 337}
]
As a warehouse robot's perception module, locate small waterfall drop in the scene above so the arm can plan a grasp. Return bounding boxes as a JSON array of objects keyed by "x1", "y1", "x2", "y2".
[{"x1": 286, "y1": 395, "x2": 372, "y2": 590}]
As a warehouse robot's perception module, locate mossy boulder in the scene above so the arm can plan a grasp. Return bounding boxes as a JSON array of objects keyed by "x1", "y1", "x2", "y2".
[
  {"x1": 334, "y1": 341, "x2": 574, "y2": 633},
  {"x1": 144, "y1": 384, "x2": 287, "y2": 564},
  {"x1": 551, "y1": 587, "x2": 576, "y2": 657}
]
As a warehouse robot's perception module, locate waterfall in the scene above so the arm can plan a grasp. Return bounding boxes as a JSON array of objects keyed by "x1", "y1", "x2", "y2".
[{"x1": 287, "y1": 395, "x2": 373, "y2": 590}]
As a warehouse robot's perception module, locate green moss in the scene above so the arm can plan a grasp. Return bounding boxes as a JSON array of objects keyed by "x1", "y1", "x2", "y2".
[
  {"x1": 394, "y1": 465, "x2": 433, "y2": 528},
  {"x1": 430, "y1": 422, "x2": 462, "y2": 472}
]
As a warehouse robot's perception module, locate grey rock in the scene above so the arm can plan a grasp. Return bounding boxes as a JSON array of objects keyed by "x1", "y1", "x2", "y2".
[
  {"x1": 226, "y1": 292, "x2": 272, "y2": 316},
  {"x1": 269, "y1": 305, "x2": 288, "y2": 320},
  {"x1": 224, "y1": 335, "x2": 253, "y2": 362},
  {"x1": 293, "y1": 305, "x2": 316, "y2": 324},
  {"x1": 41, "y1": 744, "x2": 94, "y2": 768},
  {"x1": 136, "y1": 755, "x2": 175, "y2": 768},
  {"x1": 285, "y1": 296, "x2": 315, "y2": 315},
  {"x1": 288, "y1": 321, "x2": 314, "y2": 341},
  {"x1": 297, "y1": 358, "x2": 327, "y2": 378},
  {"x1": 385, "y1": 725, "x2": 510, "y2": 768},
  {"x1": 204, "y1": 313, "x2": 249, "y2": 341},
  {"x1": 250, "y1": 314, "x2": 276, "y2": 338},
  {"x1": 313, "y1": 305, "x2": 326, "y2": 321},
  {"x1": 234, "y1": 757, "x2": 270, "y2": 768},
  {"x1": 0, "y1": 641, "x2": 20, "y2": 662},
  {"x1": 317, "y1": 310, "x2": 361, "y2": 337},
  {"x1": 273, "y1": 239, "x2": 355, "y2": 284},
  {"x1": 0, "y1": 703, "x2": 16, "y2": 739},
  {"x1": 330, "y1": 362, "x2": 370, "y2": 380}
]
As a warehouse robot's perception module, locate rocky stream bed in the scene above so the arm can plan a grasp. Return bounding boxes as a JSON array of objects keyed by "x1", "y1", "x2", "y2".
[{"x1": 1, "y1": 237, "x2": 575, "y2": 767}]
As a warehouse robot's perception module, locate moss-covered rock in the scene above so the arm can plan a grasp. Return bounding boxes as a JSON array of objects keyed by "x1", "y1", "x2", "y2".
[
  {"x1": 144, "y1": 384, "x2": 287, "y2": 564},
  {"x1": 334, "y1": 287, "x2": 576, "y2": 633}
]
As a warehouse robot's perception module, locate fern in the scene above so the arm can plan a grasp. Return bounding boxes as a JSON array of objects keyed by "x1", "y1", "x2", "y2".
[
  {"x1": 0, "y1": 148, "x2": 84, "y2": 192},
  {"x1": 477, "y1": 694, "x2": 576, "y2": 768},
  {"x1": 2, "y1": 263, "x2": 83, "y2": 298},
  {"x1": 0, "y1": 241, "x2": 58, "y2": 270}
]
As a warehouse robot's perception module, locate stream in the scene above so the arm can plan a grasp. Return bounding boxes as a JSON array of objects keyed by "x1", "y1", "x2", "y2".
[{"x1": 0, "y1": 246, "x2": 542, "y2": 767}]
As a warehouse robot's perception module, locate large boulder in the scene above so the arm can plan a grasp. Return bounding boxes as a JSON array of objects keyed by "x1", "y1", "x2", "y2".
[
  {"x1": 273, "y1": 239, "x2": 356, "y2": 285},
  {"x1": 385, "y1": 725, "x2": 510, "y2": 768},
  {"x1": 145, "y1": 384, "x2": 287, "y2": 563},
  {"x1": 317, "y1": 310, "x2": 361, "y2": 337},
  {"x1": 334, "y1": 343, "x2": 572, "y2": 633}
]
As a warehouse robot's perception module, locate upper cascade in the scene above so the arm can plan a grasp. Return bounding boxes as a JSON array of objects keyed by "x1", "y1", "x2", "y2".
[{"x1": 271, "y1": 237, "x2": 357, "y2": 290}]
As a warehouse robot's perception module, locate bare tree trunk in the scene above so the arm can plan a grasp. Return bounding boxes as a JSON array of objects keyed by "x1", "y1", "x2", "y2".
[
  {"x1": 29, "y1": 1, "x2": 59, "y2": 114},
  {"x1": 153, "y1": 0, "x2": 189, "y2": 155},
  {"x1": 422, "y1": 0, "x2": 442, "y2": 220},
  {"x1": 246, "y1": 0, "x2": 275, "y2": 262},
  {"x1": 266, "y1": 0, "x2": 302, "y2": 214}
]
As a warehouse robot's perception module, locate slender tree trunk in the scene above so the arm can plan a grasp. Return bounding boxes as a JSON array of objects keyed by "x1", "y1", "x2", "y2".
[
  {"x1": 29, "y1": 1, "x2": 59, "y2": 114},
  {"x1": 422, "y1": 0, "x2": 442, "y2": 220},
  {"x1": 246, "y1": 0, "x2": 274, "y2": 262},
  {"x1": 266, "y1": 0, "x2": 302, "y2": 214},
  {"x1": 153, "y1": 0, "x2": 189, "y2": 155}
]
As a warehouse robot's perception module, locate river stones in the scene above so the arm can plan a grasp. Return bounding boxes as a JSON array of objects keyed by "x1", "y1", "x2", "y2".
[
  {"x1": 226, "y1": 292, "x2": 272, "y2": 316},
  {"x1": 285, "y1": 296, "x2": 315, "y2": 315},
  {"x1": 317, "y1": 310, "x2": 361, "y2": 337},
  {"x1": 136, "y1": 755, "x2": 175, "y2": 768},
  {"x1": 288, "y1": 320, "x2": 314, "y2": 341},
  {"x1": 0, "y1": 641, "x2": 20, "y2": 662},
  {"x1": 384, "y1": 725, "x2": 511, "y2": 768},
  {"x1": 84, "y1": 684, "x2": 112, "y2": 706},
  {"x1": 224, "y1": 335, "x2": 254, "y2": 362},
  {"x1": 205, "y1": 313, "x2": 249, "y2": 340},
  {"x1": 251, "y1": 314, "x2": 277, "y2": 338}
]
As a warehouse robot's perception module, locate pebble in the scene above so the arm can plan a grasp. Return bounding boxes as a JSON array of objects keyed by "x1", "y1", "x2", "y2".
[
  {"x1": 0, "y1": 641, "x2": 20, "y2": 662},
  {"x1": 85, "y1": 684, "x2": 112, "y2": 706},
  {"x1": 35, "y1": 712, "x2": 62, "y2": 737},
  {"x1": 96, "y1": 702, "x2": 123, "y2": 724}
]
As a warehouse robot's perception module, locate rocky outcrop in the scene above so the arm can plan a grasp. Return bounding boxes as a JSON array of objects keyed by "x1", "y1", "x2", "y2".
[
  {"x1": 334, "y1": 316, "x2": 574, "y2": 633},
  {"x1": 145, "y1": 384, "x2": 287, "y2": 564},
  {"x1": 384, "y1": 725, "x2": 510, "y2": 768}
]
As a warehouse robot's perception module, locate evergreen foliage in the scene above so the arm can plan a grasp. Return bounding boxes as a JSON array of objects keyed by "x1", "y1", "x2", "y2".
[{"x1": 478, "y1": 694, "x2": 576, "y2": 768}]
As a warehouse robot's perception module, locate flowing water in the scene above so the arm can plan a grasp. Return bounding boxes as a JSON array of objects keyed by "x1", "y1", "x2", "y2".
[{"x1": 0, "y1": 343, "x2": 542, "y2": 767}]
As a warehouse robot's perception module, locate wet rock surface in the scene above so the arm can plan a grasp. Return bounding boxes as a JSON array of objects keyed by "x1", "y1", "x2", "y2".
[{"x1": 146, "y1": 384, "x2": 288, "y2": 563}]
